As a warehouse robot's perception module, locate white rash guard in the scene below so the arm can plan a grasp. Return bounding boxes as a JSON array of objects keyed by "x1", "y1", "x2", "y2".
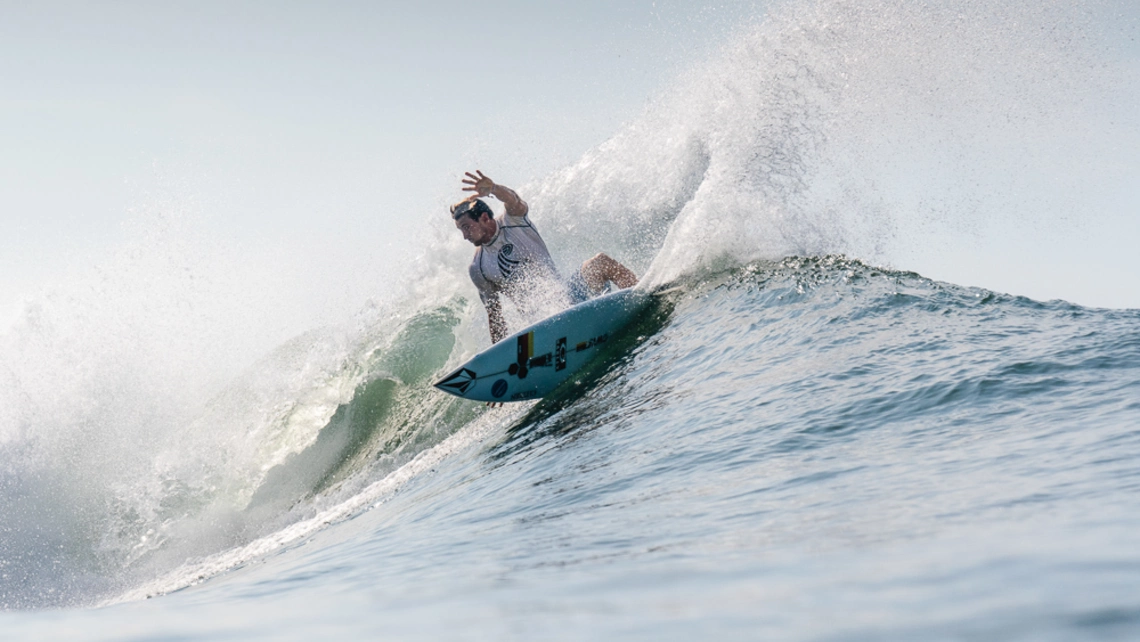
[{"x1": 468, "y1": 212, "x2": 569, "y2": 317}]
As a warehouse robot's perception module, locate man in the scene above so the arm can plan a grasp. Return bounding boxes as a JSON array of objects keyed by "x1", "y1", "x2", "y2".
[{"x1": 452, "y1": 170, "x2": 638, "y2": 343}]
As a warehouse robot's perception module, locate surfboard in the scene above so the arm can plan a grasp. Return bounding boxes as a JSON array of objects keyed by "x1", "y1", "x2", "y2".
[{"x1": 434, "y1": 287, "x2": 653, "y2": 402}]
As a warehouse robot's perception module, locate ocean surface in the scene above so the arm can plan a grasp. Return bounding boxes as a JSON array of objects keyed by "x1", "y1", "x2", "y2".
[
  {"x1": 3, "y1": 257, "x2": 1139, "y2": 640},
  {"x1": 3, "y1": 0, "x2": 1139, "y2": 640}
]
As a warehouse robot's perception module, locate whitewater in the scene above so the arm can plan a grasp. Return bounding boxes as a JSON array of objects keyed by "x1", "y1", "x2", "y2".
[{"x1": 3, "y1": 1, "x2": 1139, "y2": 640}]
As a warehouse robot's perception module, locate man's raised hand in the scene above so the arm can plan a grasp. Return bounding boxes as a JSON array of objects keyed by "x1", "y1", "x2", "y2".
[{"x1": 462, "y1": 170, "x2": 495, "y2": 197}]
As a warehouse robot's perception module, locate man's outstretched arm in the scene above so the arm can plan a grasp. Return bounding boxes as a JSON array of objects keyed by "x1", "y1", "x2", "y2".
[{"x1": 462, "y1": 170, "x2": 528, "y2": 217}]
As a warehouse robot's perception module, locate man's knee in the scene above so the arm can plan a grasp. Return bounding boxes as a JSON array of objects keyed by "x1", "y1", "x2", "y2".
[
  {"x1": 580, "y1": 253, "x2": 637, "y2": 291},
  {"x1": 582, "y1": 253, "x2": 612, "y2": 273}
]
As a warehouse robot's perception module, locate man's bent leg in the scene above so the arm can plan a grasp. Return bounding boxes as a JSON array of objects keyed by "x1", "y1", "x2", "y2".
[{"x1": 580, "y1": 253, "x2": 638, "y2": 294}]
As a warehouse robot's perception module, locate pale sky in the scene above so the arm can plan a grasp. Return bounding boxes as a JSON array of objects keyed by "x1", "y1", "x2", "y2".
[{"x1": 0, "y1": 1, "x2": 766, "y2": 325}]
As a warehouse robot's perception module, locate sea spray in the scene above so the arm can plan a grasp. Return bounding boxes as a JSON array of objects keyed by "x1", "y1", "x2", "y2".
[
  {"x1": 0, "y1": 185, "x2": 481, "y2": 608},
  {"x1": 526, "y1": 0, "x2": 1134, "y2": 294}
]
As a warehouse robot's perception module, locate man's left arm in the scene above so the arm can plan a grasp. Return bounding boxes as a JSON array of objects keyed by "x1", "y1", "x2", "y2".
[
  {"x1": 483, "y1": 291, "x2": 509, "y2": 344},
  {"x1": 462, "y1": 170, "x2": 528, "y2": 217}
]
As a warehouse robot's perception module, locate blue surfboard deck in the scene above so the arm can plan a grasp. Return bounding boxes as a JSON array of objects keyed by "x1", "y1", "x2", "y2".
[{"x1": 434, "y1": 287, "x2": 653, "y2": 402}]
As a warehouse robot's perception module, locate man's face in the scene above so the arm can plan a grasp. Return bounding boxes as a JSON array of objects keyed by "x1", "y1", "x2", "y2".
[{"x1": 455, "y1": 213, "x2": 496, "y2": 246}]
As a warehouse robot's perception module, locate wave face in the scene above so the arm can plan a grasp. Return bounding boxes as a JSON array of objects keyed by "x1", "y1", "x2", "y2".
[
  {"x1": 1, "y1": 0, "x2": 1138, "y2": 637},
  {"x1": 8, "y1": 257, "x2": 1139, "y2": 638}
]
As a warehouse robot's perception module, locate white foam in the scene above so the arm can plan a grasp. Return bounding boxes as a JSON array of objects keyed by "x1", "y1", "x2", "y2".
[
  {"x1": 109, "y1": 404, "x2": 525, "y2": 604},
  {"x1": 524, "y1": 0, "x2": 1135, "y2": 301}
]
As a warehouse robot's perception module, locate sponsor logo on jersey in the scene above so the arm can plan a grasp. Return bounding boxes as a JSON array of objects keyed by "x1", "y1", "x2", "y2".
[{"x1": 497, "y1": 243, "x2": 520, "y2": 278}]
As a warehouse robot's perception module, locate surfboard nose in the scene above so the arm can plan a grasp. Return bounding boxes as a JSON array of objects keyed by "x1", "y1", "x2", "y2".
[{"x1": 435, "y1": 367, "x2": 477, "y2": 396}]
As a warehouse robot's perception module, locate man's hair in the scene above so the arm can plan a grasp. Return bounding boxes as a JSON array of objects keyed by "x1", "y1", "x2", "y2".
[{"x1": 450, "y1": 198, "x2": 493, "y2": 221}]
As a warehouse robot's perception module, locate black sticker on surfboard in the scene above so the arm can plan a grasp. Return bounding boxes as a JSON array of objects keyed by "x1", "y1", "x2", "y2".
[
  {"x1": 437, "y1": 368, "x2": 477, "y2": 395},
  {"x1": 555, "y1": 337, "x2": 567, "y2": 371},
  {"x1": 492, "y1": 379, "x2": 508, "y2": 398},
  {"x1": 514, "y1": 332, "x2": 533, "y2": 379},
  {"x1": 574, "y1": 333, "x2": 609, "y2": 352}
]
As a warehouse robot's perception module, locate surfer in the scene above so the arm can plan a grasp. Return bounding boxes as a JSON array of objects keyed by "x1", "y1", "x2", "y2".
[{"x1": 452, "y1": 170, "x2": 638, "y2": 343}]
